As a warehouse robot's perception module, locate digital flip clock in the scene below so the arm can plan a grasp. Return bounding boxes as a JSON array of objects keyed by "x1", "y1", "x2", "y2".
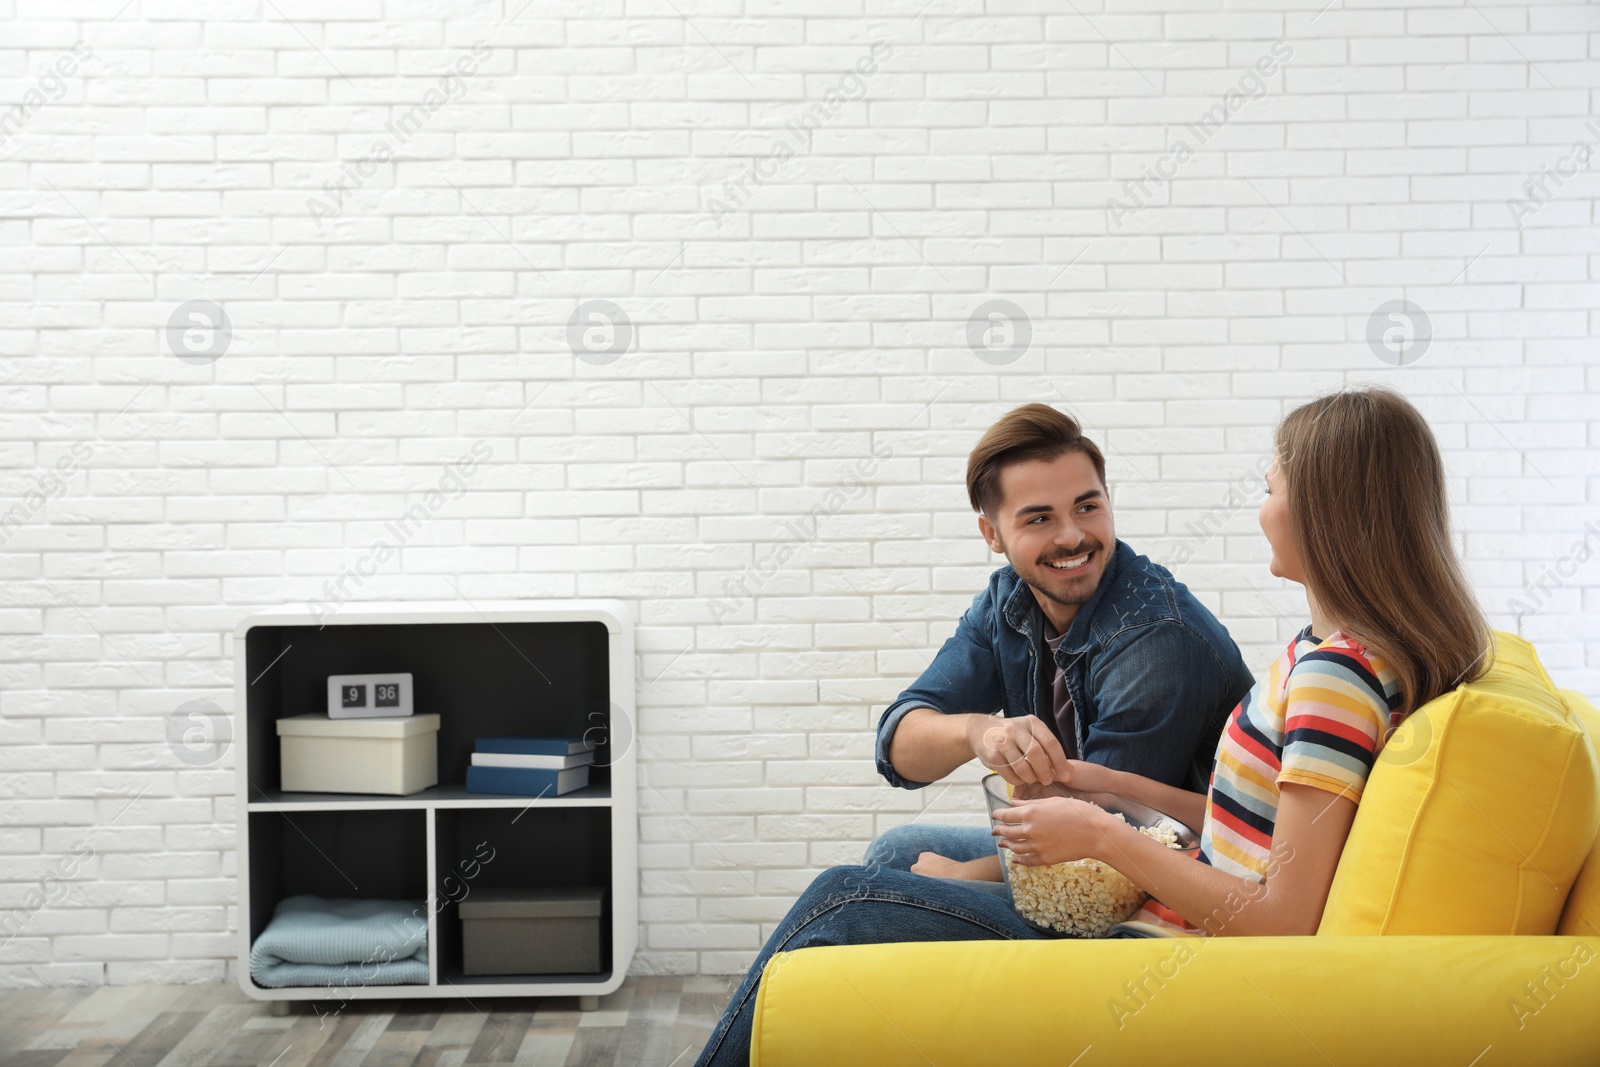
[{"x1": 325, "y1": 672, "x2": 415, "y2": 719}]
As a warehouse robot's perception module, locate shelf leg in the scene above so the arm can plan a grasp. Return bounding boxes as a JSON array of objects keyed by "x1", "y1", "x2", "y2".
[
  {"x1": 578, "y1": 994, "x2": 600, "y2": 1012},
  {"x1": 268, "y1": 1000, "x2": 293, "y2": 1017}
]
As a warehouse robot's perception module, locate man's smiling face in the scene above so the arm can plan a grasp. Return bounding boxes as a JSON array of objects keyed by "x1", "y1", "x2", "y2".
[{"x1": 977, "y1": 450, "x2": 1114, "y2": 630}]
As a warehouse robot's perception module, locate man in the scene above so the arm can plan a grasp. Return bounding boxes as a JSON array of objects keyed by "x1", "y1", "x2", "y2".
[{"x1": 864, "y1": 403, "x2": 1255, "y2": 882}]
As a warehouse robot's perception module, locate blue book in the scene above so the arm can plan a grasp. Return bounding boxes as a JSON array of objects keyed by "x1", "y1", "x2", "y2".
[
  {"x1": 465, "y1": 763, "x2": 590, "y2": 797},
  {"x1": 475, "y1": 736, "x2": 595, "y2": 757}
]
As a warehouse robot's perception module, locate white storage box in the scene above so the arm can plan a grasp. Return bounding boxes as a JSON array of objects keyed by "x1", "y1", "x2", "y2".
[{"x1": 277, "y1": 713, "x2": 441, "y2": 795}]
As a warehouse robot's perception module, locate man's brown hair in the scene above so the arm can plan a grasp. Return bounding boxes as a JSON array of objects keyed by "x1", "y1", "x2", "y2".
[{"x1": 965, "y1": 404, "x2": 1108, "y2": 517}]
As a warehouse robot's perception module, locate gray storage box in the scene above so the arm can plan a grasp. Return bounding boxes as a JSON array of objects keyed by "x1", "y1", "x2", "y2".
[{"x1": 459, "y1": 887, "x2": 606, "y2": 976}]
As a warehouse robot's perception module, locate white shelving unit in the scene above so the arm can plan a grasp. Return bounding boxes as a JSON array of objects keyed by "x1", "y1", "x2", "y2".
[{"x1": 234, "y1": 599, "x2": 636, "y2": 1012}]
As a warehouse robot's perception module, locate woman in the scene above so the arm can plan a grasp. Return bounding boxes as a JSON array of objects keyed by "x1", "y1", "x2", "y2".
[{"x1": 692, "y1": 385, "x2": 1492, "y2": 1066}]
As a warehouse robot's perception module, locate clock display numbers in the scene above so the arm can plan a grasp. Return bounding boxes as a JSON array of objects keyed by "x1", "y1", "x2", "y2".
[{"x1": 326, "y1": 673, "x2": 414, "y2": 719}]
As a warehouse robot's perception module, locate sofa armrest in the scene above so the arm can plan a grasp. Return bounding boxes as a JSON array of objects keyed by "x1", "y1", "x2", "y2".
[{"x1": 751, "y1": 935, "x2": 1600, "y2": 1066}]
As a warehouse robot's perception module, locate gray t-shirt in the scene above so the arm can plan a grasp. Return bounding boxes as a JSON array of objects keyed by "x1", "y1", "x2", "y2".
[{"x1": 1040, "y1": 614, "x2": 1078, "y2": 760}]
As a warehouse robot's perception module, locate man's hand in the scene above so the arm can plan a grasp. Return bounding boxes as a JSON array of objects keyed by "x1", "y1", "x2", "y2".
[
  {"x1": 966, "y1": 714, "x2": 1072, "y2": 786},
  {"x1": 1008, "y1": 759, "x2": 1117, "y2": 800}
]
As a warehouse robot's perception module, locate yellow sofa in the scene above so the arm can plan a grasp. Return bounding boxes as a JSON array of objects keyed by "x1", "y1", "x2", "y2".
[{"x1": 750, "y1": 633, "x2": 1600, "y2": 1065}]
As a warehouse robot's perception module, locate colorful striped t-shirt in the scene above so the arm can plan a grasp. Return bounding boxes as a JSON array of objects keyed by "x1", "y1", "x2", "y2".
[{"x1": 1127, "y1": 623, "x2": 1404, "y2": 934}]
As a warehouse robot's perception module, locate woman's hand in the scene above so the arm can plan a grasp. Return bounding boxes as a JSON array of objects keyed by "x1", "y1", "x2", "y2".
[{"x1": 990, "y1": 795, "x2": 1124, "y2": 867}]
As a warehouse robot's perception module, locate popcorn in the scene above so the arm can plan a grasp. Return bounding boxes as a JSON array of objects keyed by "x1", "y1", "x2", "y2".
[{"x1": 1001, "y1": 813, "x2": 1183, "y2": 937}]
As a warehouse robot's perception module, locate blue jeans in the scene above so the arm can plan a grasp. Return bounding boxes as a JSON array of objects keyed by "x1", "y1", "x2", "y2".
[{"x1": 692, "y1": 827, "x2": 1063, "y2": 1067}]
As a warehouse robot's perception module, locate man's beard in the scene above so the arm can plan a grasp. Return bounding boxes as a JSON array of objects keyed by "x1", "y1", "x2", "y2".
[
  {"x1": 1008, "y1": 538, "x2": 1104, "y2": 608},
  {"x1": 1027, "y1": 576, "x2": 1097, "y2": 608}
]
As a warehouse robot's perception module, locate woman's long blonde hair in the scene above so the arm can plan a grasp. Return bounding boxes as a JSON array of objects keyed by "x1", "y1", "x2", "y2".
[{"x1": 1274, "y1": 385, "x2": 1493, "y2": 714}]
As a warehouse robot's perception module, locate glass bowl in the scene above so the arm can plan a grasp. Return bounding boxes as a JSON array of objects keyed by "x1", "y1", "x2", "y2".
[{"x1": 979, "y1": 771, "x2": 1200, "y2": 935}]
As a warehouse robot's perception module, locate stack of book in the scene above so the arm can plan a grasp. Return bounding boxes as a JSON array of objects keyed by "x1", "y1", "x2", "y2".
[{"x1": 464, "y1": 736, "x2": 595, "y2": 797}]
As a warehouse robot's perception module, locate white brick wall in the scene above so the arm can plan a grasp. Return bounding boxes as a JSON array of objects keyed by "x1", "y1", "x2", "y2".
[{"x1": 1, "y1": 0, "x2": 1598, "y2": 985}]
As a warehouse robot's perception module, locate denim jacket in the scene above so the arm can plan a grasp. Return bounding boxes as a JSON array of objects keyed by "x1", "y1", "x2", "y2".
[{"x1": 875, "y1": 538, "x2": 1256, "y2": 795}]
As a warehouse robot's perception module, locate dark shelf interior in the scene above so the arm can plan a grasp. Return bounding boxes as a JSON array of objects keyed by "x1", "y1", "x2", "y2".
[
  {"x1": 246, "y1": 808, "x2": 429, "y2": 947},
  {"x1": 433, "y1": 805, "x2": 614, "y2": 984},
  {"x1": 244, "y1": 620, "x2": 614, "y2": 801}
]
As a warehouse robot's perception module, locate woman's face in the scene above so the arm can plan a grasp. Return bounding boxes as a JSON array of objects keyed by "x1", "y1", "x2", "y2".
[{"x1": 1259, "y1": 455, "x2": 1304, "y2": 584}]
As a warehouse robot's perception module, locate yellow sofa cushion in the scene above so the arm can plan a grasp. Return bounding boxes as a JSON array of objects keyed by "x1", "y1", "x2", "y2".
[
  {"x1": 1318, "y1": 632, "x2": 1600, "y2": 935},
  {"x1": 752, "y1": 936, "x2": 1600, "y2": 1067},
  {"x1": 1556, "y1": 689, "x2": 1600, "y2": 938}
]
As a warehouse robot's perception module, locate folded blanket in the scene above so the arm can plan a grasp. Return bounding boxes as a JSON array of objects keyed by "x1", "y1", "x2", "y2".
[{"x1": 250, "y1": 895, "x2": 429, "y2": 989}]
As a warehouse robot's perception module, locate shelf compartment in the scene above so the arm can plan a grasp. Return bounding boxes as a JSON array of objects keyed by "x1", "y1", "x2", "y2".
[
  {"x1": 433, "y1": 806, "x2": 613, "y2": 987},
  {"x1": 245, "y1": 808, "x2": 430, "y2": 994},
  {"x1": 243, "y1": 619, "x2": 614, "y2": 802}
]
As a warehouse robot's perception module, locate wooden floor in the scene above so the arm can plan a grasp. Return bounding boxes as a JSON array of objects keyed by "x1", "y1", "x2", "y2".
[{"x1": 0, "y1": 975, "x2": 742, "y2": 1067}]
